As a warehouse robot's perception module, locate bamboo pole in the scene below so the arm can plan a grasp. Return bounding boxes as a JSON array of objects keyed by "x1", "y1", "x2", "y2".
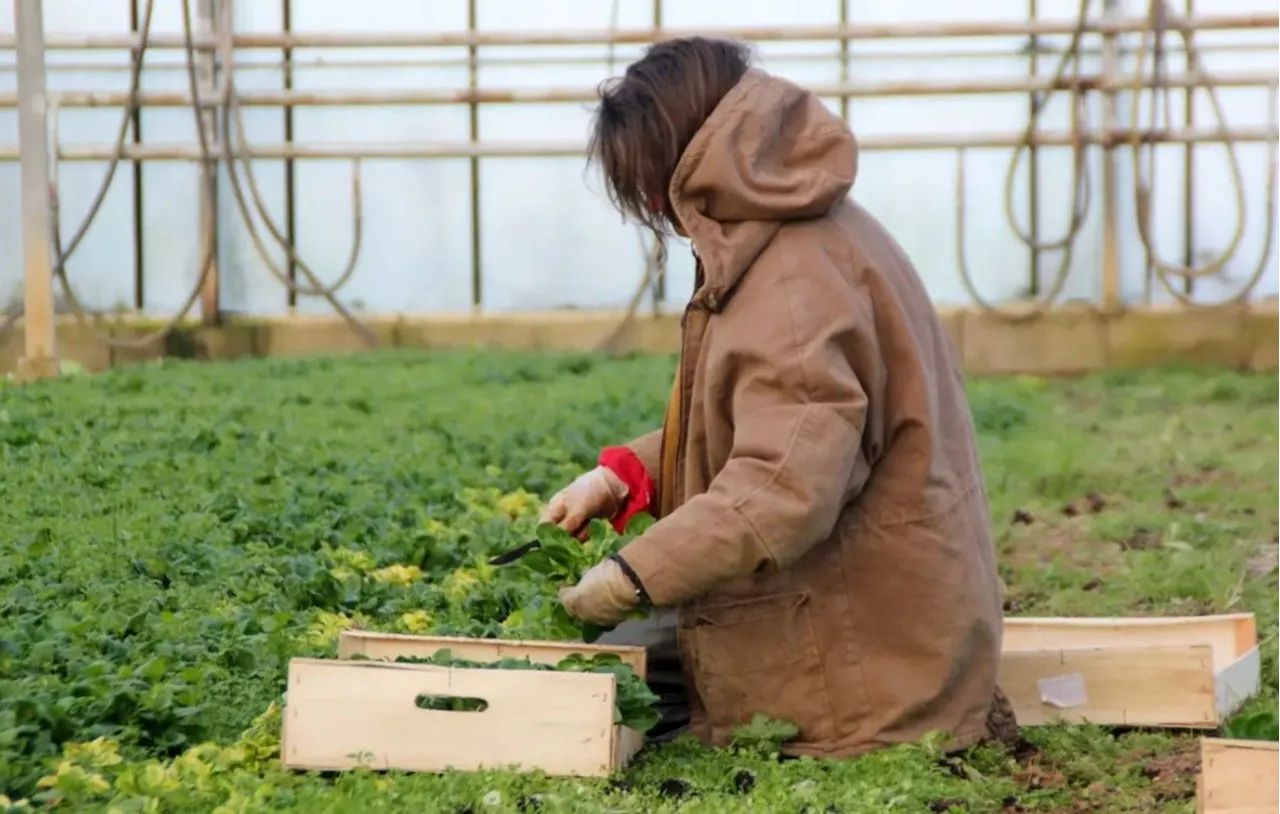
[
  {"x1": 0, "y1": 12, "x2": 1272, "y2": 50},
  {"x1": 1100, "y1": 0, "x2": 1122, "y2": 312},
  {"x1": 1182, "y1": 0, "x2": 1197, "y2": 300},
  {"x1": 282, "y1": 0, "x2": 298, "y2": 310},
  {"x1": 1027, "y1": 0, "x2": 1041, "y2": 297},
  {"x1": 838, "y1": 0, "x2": 851, "y2": 122},
  {"x1": 1, "y1": 70, "x2": 1270, "y2": 109},
  {"x1": 651, "y1": 0, "x2": 665, "y2": 312},
  {"x1": 2, "y1": 125, "x2": 1271, "y2": 163},
  {"x1": 129, "y1": 0, "x2": 145, "y2": 311},
  {"x1": 13, "y1": 0, "x2": 59, "y2": 382},
  {"x1": 467, "y1": 0, "x2": 482, "y2": 312},
  {"x1": 10, "y1": 40, "x2": 1273, "y2": 75},
  {"x1": 196, "y1": 0, "x2": 221, "y2": 326}
]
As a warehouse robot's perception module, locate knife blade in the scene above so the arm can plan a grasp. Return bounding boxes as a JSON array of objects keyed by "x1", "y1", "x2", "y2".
[{"x1": 487, "y1": 539, "x2": 541, "y2": 566}]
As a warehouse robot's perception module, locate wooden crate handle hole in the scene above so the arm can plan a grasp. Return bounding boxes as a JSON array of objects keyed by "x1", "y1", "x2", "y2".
[{"x1": 414, "y1": 693, "x2": 490, "y2": 713}]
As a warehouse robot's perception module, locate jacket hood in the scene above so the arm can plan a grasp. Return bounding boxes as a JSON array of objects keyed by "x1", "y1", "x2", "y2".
[{"x1": 668, "y1": 68, "x2": 859, "y2": 306}]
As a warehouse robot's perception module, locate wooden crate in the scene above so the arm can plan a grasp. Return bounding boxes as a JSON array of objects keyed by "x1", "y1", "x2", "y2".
[
  {"x1": 999, "y1": 614, "x2": 1260, "y2": 728},
  {"x1": 280, "y1": 633, "x2": 649, "y2": 778},
  {"x1": 1196, "y1": 737, "x2": 1279, "y2": 814}
]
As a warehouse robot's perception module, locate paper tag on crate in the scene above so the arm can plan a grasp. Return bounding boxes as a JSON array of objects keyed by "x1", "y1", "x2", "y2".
[{"x1": 1037, "y1": 673, "x2": 1087, "y2": 709}]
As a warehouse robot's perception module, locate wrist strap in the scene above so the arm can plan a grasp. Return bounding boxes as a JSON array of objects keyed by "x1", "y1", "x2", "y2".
[{"x1": 610, "y1": 554, "x2": 652, "y2": 606}]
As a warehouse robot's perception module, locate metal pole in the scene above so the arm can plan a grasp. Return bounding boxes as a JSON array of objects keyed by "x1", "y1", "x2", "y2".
[
  {"x1": 14, "y1": 0, "x2": 59, "y2": 381},
  {"x1": 196, "y1": 0, "x2": 221, "y2": 325}
]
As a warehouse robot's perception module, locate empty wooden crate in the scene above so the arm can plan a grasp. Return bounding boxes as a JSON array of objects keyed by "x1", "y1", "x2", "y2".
[
  {"x1": 280, "y1": 632, "x2": 649, "y2": 778},
  {"x1": 998, "y1": 613, "x2": 1260, "y2": 728},
  {"x1": 1196, "y1": 737, "x2": 1279, "y2": 814}
]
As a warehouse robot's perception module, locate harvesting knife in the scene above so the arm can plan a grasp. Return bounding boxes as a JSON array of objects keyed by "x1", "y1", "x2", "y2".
[{"x1": 487, "y1": 539, "x2": 541, "y2": 566}]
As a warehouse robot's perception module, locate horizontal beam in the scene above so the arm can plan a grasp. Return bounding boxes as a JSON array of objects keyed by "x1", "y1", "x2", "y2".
[
  {"x1": 0, "y1": 13, "x2": 1273, "y2": 50},
  {"x1": 2, "y1": 303, "x2": 1275, "y2": 377},
  {"x1": 5, "y1": 41, "x2": 1274, "y2": 76},
  {"x1": 0, "y1": 126, "x2": 1273, "y2": 162},
  {"x1": 4, "y1": 71, "x2": 1271, "y2": 109}
]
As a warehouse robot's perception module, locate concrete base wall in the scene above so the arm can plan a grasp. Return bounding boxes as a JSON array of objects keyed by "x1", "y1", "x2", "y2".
[{"x1": 2, "y1": 302, "x2": 1276, "y2": 378}]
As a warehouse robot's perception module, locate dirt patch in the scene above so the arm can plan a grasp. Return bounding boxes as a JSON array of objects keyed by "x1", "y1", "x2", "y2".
[
  {"x1": 1012, "y1": 762, "x2": 1068, "y2": 792},
  {"x1": 1002, "y1": 516, "x2": 1105, "y2": 566},
  {"x1": 1001, "y1": 739, "x2": 1202, "y2": 813},
  {"x1": 1246, "y1": 541, "x2": 1279, "y2": 578},
  {"x1": 1118, "y1": 528, "x2": 1161, "y2": 551},
  {"x1": 999, "y1": 510, "x2": 1131, "y2": 592},
  {"x1": 1127, "y1": 739, "x2": 1201, "y2": 806},
  {"x1": 1170, "y1": 468, "x2": 1245, "y2": 490},
  {"x1": 1002, "y1": 592, "x2": 1046, "y2": 614},
  {"x1": 1061, "y1": 491, "x2": 1108, "y2": 517},
  {"x1": 995, "y1": 497, "x2": 1123, "y2": 577}
]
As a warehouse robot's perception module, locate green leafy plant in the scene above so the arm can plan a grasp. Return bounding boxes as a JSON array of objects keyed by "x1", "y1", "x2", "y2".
[
  {"x1": 729, "y1": 714, "x2": 800, "y2": 752},
  {"x1": 1221, "y1": 709, "x2": 1280, "y2": 741},
  {"x1": 503, "y1": 514, "x2": 656, "y2": 643}
]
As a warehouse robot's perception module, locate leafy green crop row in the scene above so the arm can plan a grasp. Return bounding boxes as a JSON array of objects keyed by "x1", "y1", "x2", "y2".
[
  {"x1": 1, "y1": 352, "x2": 1275, "y2": 813},
  {"x1": 1, "y1": 351, "x2": 670, "y2": 801}
]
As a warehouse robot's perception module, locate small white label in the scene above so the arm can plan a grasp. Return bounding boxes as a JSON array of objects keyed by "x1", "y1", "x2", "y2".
[{"x1": 1038, "y1": 673, "x2": 1088, "y2": 709}]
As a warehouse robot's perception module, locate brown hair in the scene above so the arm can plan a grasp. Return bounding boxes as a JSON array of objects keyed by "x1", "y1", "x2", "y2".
[{"x1": 587, "y1": 36, "x2": 753, "y2": 239}]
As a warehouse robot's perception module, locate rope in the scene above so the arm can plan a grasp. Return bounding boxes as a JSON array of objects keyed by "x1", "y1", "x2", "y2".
[
  {"x1": 956, "y1": 0, "x2": 1276, "y2": 321},
  {"x1": 5, "y1": 0, "x2": 378, "y2": 350},
  {"x1": 1127, "y1": 0, "x2": 1276, "y2": 306},
  {"x1": 43, "y1": 0, "x2": 215, "y2": 349},
  {"x1": 214, "y1": 0, "x2": 372, "y2": 309}
]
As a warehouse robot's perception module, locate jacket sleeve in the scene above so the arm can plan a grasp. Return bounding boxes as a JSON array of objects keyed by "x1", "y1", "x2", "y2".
[
  {"x1": 616, "y1": 258, "x2": 874, "y2": 608},
  {"x1": 624, "y1": 429, "x2": 662, "y2": 477},
  {"x1": 593, "y1": 429, "x2": 662, "y2": 534}
]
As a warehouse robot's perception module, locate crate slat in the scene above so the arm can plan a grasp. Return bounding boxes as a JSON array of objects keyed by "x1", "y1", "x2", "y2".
[{"x1": 337, "y1": 630, "x2": 648, "y2": 676}]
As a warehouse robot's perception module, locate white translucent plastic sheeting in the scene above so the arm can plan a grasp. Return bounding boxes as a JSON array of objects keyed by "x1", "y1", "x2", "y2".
[{"x1": 0, "y1": 0, "x2": 1274, "y2": 318}]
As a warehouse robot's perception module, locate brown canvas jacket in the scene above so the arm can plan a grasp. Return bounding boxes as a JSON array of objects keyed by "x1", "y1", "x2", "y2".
[{"x1": 615, "y1": 68, "x2": 1005, "y2": 757}]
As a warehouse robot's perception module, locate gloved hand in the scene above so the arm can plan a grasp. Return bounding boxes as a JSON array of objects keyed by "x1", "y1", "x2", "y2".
[
  {"x1": 540, "y1": 466, "x2": 629, "y2": 539},
  {"x1": 558, "y1": 557, "x2": 641, "y2": 627}
]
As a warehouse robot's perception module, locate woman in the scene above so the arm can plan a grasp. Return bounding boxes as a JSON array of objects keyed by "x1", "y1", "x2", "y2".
[{"x1": 544, "y1": 36, "x2": 1018, "y2": 757}]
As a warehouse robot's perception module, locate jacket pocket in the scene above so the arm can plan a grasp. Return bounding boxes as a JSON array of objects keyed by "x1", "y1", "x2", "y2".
[{"x1": 686, "y1": 591, "x2": 835, "y2": 745}]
